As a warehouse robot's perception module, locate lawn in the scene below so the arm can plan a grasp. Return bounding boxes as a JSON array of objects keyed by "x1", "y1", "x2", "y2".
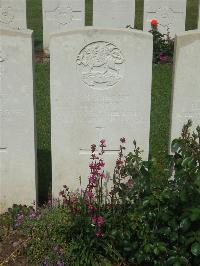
[{"x1": 27, "y1": 0, "x2": 199, "y2": 203}]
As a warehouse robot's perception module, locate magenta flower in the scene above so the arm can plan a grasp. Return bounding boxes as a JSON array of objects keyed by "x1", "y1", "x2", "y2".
[
  {"x1": 92, "y1": 216, "x2": 97, "y2": 224},
  {"x1": 160, "y1": 53, "x2": 169, "y2": 62},
  {"x1": 96, "y1": 231, "x2": 104, "y2": 237},
  {"x1": 87, "y1": 191, "x2": 94, "y2": 199},
  {"x1": 97, "y1": 216, "x2": 105, "y2": 226}
]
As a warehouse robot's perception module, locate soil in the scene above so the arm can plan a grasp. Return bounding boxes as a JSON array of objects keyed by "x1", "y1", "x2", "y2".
[
  {"x1": 35, "y1": 50, "x2": 49, "y2": 64},
  {"x1": 0, "y1": 230, "x2": 30, "y2": 266}
]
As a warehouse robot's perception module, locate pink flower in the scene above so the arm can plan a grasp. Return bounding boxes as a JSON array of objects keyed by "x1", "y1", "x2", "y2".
[
  {"x1": 160, "y1": 53, "x2": 169, "y2": 62},
  {"x1": 96, "y1": 231, "x2": 104, "y2": 237},
  {"x1": 59, "y1": 190, "x2": 65, "y2": 196},
  {"x1": 100, "y1": 139, "x2": 106, "y2": 145},
  {"x1": 99, "y1": 159, "x2": 105, "y2": 168},
  {"x1": 92, "y1": 216, "x2": 105, "y2": 226},
  {"x1": 87, "y1": 191, "x2": 94, "y2": 199},
  {"x1": 127, "y1": 179, "x2": 133, "y2": 188},
  {"x1": 88, "y1": 204, "x2": 97, "y2": 212},
  {"x1": 89, "y1": 174, "x2": 97, "y2": 184},
  {"x1": 97, "y1": 216, "x2": 105, "y2": 226},
  {"x1": 99, "y1": 172, "x2": 106, "y2": 179},
  {"x1": 92, "y1": 216, "x2": 97, "y2": 224}
]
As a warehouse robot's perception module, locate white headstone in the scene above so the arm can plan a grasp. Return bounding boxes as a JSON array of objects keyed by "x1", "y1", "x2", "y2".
[
  {"x1": 42, "y1": 0, "x2": 85, "y2": 53},
  {"x1": 170, "y1": 31, "x2": 200, "y2": 144},
  {"x1": 93, "y1": 0, "x2": 135, "y2": 28},
  {"x1": 0, "y1": 0, "x2": 27, "y2": 30},
  {"x1": 143, "y1": 0, "x2": 186, "y2": 37},
  {"x1": 0, "y1": 29, "x2": 37, "y2": 213},
  {"x1": 50, "y1": 28, "x2": 153, "y2": 196}
]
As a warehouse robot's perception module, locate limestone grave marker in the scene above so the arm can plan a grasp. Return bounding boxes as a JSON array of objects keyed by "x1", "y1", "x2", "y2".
[
  {"x1": 170, "y1": 31, "x2": 200, "y2": 145},
  {"x1": 0, "y1": 29, "x2": 37, "y2": 213},
  {"x1": 50, "y1": 28, "x2": 153, "y2": 196},
  {"x1": 93, "y1": 0, "x2": 135, "y2": 28},
  {"x1": 42, "y1": 0, "x2": 85, "y2": 53},
  {"x1": 0, "y1": 0, "x2": 27, "y2": 30},
  {"x1": 143, "y1": 0, "x2": 186, "y2": 37}
]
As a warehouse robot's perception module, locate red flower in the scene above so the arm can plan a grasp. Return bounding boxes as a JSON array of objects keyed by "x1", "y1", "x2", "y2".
[{"x1": 151, "y1": 19, "x2": 158, "y2": 26}]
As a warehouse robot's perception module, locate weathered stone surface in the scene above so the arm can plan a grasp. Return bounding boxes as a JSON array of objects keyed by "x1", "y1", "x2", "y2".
[
  {"x1": 93, "y1": 0, "x2": 135, "y2": 28},
  {"x1": 42, "y1": 0, "x2": 85, "y2": 53},
  {"x1": 170, "y1": 31, "x2": 200, "y2": 145},
  {"x1": 143, "y1": 0, "x2": 186, "y2": 37},
  {"x1": 0, "y1": 0, "x2": 27, "y2": 30},
  {"x1": 50, "y1": 28, "x2": 153, "y2": 196},
  {"x1": 0, "y1": 29, "x2": 37, "y2": 213}
]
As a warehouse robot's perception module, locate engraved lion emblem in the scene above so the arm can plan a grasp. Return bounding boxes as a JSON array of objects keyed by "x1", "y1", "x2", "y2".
[
  {"x1": 77, "y1": 42, "x2": 125, "y2": 90},
  {"x1": 0, "y1": 6, "x2": 14, "y2": 24}
]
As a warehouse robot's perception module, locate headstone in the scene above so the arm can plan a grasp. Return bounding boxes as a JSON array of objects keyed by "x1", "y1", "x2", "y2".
[
  {"x1": 0, "y1": 29, "x2": 37, "y2": 213},
  {"x1": 143, "y1": 0, "x2": 186, "y2": 37},
  {"x1": 50, "y1": 28, "x2": 153, "y2": 196},
  {"x1": 93, "y1": 0, "x2": 135, "y2": 28},
  {"x1": 0, "y1": 0, "x2": 27, "y2": 30},
  {"x1": 170, "y1": 31, "x2": 200, "y2": 144},
  {"x1": 42, "y1": 0, "x2": 85, "y2": 53}
]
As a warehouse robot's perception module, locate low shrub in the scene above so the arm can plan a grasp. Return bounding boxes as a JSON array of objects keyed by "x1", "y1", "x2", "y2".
[
  {"x1": 2, "y1": 121, "x2": 200, "y2": 265},
  {"x1": 150, "y1": 19, "x2": 174, "y2": 64}
]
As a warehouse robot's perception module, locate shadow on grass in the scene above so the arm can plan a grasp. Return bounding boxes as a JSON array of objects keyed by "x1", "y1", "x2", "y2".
[{"x1": 37, "y1": 149, "x2": 52, "y2": 205}]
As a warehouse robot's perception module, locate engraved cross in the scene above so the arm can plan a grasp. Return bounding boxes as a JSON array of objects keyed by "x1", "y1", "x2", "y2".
[
  {"x1": 79, "y1": 127, "x2": 120, "y2": 156},
  {"x1": 45, "y1": 4, "x2": 83, "y2": 25}
]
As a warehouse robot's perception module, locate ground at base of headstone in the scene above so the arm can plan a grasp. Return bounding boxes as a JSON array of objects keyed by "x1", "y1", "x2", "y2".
[
  {"x1": 0, "y1": 230, "x2": 29, "y2": 266},
  {"x1": 35, "y1": 50, "x2": 50, "y2": 64}
]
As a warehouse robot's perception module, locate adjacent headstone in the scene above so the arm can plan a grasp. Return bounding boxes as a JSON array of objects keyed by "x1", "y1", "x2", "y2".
[
  {"x1": 143, "y1": 0, "x2": 186, "y2": 37},
  {"x1": 0, "y1": 0, "x2": 27, "y2": 30},
  {"x1": 50, "y1": 28, "x2": 153, "y2": 196},
  {"x1": 93, "y1": 0, "x2": 135, "y2": 28},
  {"x1": 42, "y1": 0, "x2": 85, "y2": 53},
  {"x1": 170, "y1": 31, "x2": 200, "y2": 145},
  {"x1": 0, "y1": 29, "x2": 37, "y2": 213}
]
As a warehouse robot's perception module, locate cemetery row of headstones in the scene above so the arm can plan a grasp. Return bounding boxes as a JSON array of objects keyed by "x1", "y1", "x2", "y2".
[
  {"x1": 0, "y1": 26, "x2": 200, "y2": 213},
  {"x1": 0, "y1": 0, "x2": 200, "y2": 213},
  {"x1": 0, "y1": 0, "x2": 200, "y2": 52}
]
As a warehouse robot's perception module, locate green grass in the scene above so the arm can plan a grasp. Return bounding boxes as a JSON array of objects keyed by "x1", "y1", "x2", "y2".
[{"x1": 27, "y1": 0, "x2": 199, "y2": 202}]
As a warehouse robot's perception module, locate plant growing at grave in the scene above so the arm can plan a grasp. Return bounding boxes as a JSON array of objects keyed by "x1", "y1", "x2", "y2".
[
  {"x1": 2, "y1": 121, "x2": 200, "y2": 265},
  {"x1": 150, "y1": 19, "x2": 174, "y2": 64}
]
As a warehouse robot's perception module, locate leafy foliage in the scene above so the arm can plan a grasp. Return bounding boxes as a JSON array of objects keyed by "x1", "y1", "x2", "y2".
[
  {"x1": 150, "y1": 23, "x2": 174, "y2": 64},
  {"x1": 1, "y1": 121, "x2": 200, "y2": 265}
]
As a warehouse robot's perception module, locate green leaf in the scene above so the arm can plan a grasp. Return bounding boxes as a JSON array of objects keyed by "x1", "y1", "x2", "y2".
[
  {"x1": 180, "y1": 218, "x2": 190, "y2": 231},
  {"x1": 191, "y1": 242, "x2": 200, "y2": 256},
  {"x1": 181, "y1": 157, "x2": 191, "y2": 168},
  {"x1": 153, "y1": 247, "x2": 159, "y2": 255},
  {"x1": 171, "y1": 139, "x2": 181, "y2": 153}
]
